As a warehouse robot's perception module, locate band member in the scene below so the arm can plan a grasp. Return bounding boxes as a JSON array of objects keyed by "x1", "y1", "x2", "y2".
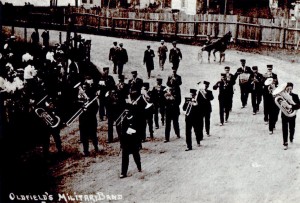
[
  {"x1": 213, "y1": 73, "x2": 233, "y2": 125},
  {"x1": 98, "y1": 67, "x2": 116, "y2": 122},
  {"x1": 116, "y1": 43, "x2": 128, "y2": 77},
  {"x1": 128, "y1": 70, "x2": 143, "y2": 101},
  {"x1": 224, "y1": 66, "x2": 235, "y2": 111},
  {"x1": 166, "y1": 69, "x2": 182, "y2": 101},
  {"x1": 119, "y1": 106, "x2": 142, "y2": 178},
  {"x1": 157, "y1": 40, "x2": 168, "y2": 70},
  {"x1": 235, "y1": 59, "x2": 252, "y2": 108},
  {"x1": 250, "y1": 66, "x2": 263, "y2": 115},
  {"x1": 201, "y1": 81, "x2": 214, "y2": 136},
  {"x1": 143, "y1": 45, "x2": 155, "y2": 79},
  {"x1": 106, "y1": 88, "x2": 119, "y2": 143},
  {"x1": 79, "y1": 75, "x2": 99, "y2": 156},
  {"x1": 152, "y1": 78, "x2": 166, "y2": 129},
  {"x1": 169, "y1": 41, "x2": 182, "y2": 71},
  {"x1": 109, "y1": 41, "x2": 119, "y2": 74},
  {"x1": 280, "y1": 83, "x2": 300, "y2": 150},
  {"x1": 164, "y1": 86, "x2": 181, "y2": 142},
  {"x1": 115, "y1": 75, "x2": 130, "y2": 137},
  {"x1": 183, "y1": 89, "x2": 202, "y2": 151},
  {"x1": 262, "y1": 64, "x2": 279, "y2": 127},
  {"x1": 141, "y1": 83, "x2": 154, "y2": 139}
]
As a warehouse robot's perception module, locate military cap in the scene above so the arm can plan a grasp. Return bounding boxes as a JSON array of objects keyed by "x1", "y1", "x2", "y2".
[
  {"x1": 119, "y1": 43, "x2": 123, "y2": 46},
  {"x1": 157, "y1": 78, "x2": 163, "y2": 82},
  {"x1": 252, "y1": 66, "x2": 258, "y2": 70},
  {"x1": 119, "y1": 75, "x2": 125, "y2": 80},
  {"x1": 143, "y1": 82, "x2": 150, "y2": 90},
  {"x1": 113, "y1": 41, "x2": 117, "y2": 45},
  {"x1": 224, "y1": 66, "x2": 230, "y2": 70},
  {"x1": 172, "y1": 41, "x2": 177, "y2": 44},
  {"x1": 240, "y1": 59, "x2": 246, "y2": 62},
  {"x1": 287, "y1": 82, "x2": 293, "y2": 87},
  {"x1": 204, "y1": 81, "x2": 210, "y2": 85},
  {"x1": 190, "y1": 89, "x2": 197, "y2": 94},
  {"x1": 267, "y1": 64, "x2": 273, "y2": 69},
  {"x1": 103, "y1": 67, "x2": 109, "y2": 71},
  {"x1": 131, "y1": 70, "x2": 137, "y2": 74},
  {"x1": 221, "y1": 73, "x2": 226, "y2": 77},
  {"x1": 147, "y1": 45, "x2": 150, "y2": 48},
  {"x1": 161, "y1": 40, "x2": 164, "y2": 43}
]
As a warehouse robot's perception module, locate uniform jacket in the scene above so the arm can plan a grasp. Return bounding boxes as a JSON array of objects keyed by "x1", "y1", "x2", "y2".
[
  {"x1": 158, "y1": 45, "x2": 168, "y2": 59},
  {"x1": 109, "y1": 46, "x2": 119, "y2": 62},
  {"x1": 117, "y1": 48, "x2": 128, "y2": 65},
  {"x1": 213, "y1": 80, "x2": 232, "y2": 101},
  {"x1": 143, "y1": 49, "x2": 155, "y2": 70},
  {"x1": 235, "y1": 66, "x2": 253, "y2": 86},
  {"x1": 169, "y1": 48, "x2": 182, "y2": 63},
  {"x1": 166, "y1": 74, "x2": 182, "y2": 88}
]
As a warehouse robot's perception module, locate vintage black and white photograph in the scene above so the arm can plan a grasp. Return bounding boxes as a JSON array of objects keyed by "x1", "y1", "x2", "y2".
[{"x1": 0, "y1": 0, "x2": 300, "y2": 202}]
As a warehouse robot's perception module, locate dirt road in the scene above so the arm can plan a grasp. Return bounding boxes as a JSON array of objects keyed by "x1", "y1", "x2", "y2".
[{"x1": 11, "y1": 28, "x2": 300, "y2": 203}]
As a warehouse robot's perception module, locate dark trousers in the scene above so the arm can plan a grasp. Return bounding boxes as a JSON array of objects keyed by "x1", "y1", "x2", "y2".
[
  {"x1": 80, "y1": 122, "x2": 98, "y2": 155},
  {"x1": 171, "y1": 61, "x2": 180, "y2": 71},
  {"x1": 159, "y1": 58, "x2": 166, "y2": 70},
  {"x1": 204, "y1": 112, "x2": 211, "y2": 135},
  {"x1": 165, "y1": 113, "x2": 180, "y2": 141},
  {"x1": 185, "y1": 116, "x2": 203, "y2": 149},
  {"x1": 282, "y1": 115, "x2": 296, "y2": 145},
  {"x1": 251, "y1": 90, "x2": 262, "y2": 113},
  {"x1": 117, "y1": 63, "x2": 124, "y2": 77},
  {"x1": 121, "y1": 149, "x2": 141, "y2": 175},
  {"x1": 229, "y1": 93, "x2": 233, "y2": 111},
  {"x1": 219, "y1": 99, "x2": 230, "y2": 124},
  {"x1": 107, "y1": 116, "x2": 114, "y2": 142},
  {"x1": 154, "y1": 105, "x2": 165, "y2": 128},
  {"x1": 145, "y1": 114, "x2": 154, "y2": 138},
  {"x1": 112, "y1": 61, "x2": 118, "y2": 73},
  {"x1": 240, "y1": 85, "x2": 249, "y2": 107},
  {"x1": 43, "y1": 127, "x2": 62, "y2": 156},
  {"x1": 269, "y1": 103, "x2": 279, "y2": 132},
  {"x1": 99, "y1": 98, "x2": 106, "y2": 120}
]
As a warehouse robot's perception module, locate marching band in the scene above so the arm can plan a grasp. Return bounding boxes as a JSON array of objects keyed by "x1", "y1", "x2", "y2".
[{"x1": 0, "y1": 31, "x2": 299, "y2": 180}]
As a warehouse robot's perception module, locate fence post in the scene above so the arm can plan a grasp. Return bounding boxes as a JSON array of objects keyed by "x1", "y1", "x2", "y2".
[
  {"x1": 11, "y1": 25, "x2": 15, "y2": 36},
  {"x1": 157, "y1": 21, "x2": 162, "y2": 38},
  {"x1": 141, "y1": 20, "x2": 145, "y2": 37},
  {"x1": 126, "y1": 19, "x2": 130, "y2": 35},
  {"x1": 97, "y1": 16, "x2": 100, "y2": 31},
  {"x1": 85, "y1": 14, "x2": 88, "y2": 27},
  {"x1": 235, "y1": 23, "x2": 239, "y2": 42},
  {"x1": 194, "y1": 22, "x2": 198, "y2": 41},
  {"x1": 111, "y1": 18, "x2": 115, "y2": 32},
  {"x1": 59, "y1": 32, "x2": 62, "y2": 44},
  {"x1": 175, "y1": 22, "x2": 178, "y2": 39},
  {"x1": 24, "y1": 27, "x2": 27, "y2": 42},
  {"x1": 282, "y1": 27, "x2": 287, "y2": 48},
  {"x1": 258, "y1": 25, "x2": 262, "y2": 45}
]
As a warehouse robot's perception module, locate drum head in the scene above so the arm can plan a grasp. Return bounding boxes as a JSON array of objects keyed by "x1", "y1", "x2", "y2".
[{"x1": 264, "y1": 78, "x2": 273, "y2": 86}]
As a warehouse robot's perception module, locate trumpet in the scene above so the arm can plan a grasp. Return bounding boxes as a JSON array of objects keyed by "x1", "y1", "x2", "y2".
[{"x1": 116, "y1": 110, "x2": 127, "y2": 126}]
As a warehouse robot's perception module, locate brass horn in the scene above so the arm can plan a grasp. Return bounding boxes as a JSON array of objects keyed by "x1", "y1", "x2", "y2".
[{"x1": 35, "y1": 107, "x2": 61, "y2": 128}]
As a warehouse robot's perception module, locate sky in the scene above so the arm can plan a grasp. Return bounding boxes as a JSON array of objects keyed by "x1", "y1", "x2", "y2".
[{"x1": 1, "y1": 0, "x2": 77, "y2": 6}]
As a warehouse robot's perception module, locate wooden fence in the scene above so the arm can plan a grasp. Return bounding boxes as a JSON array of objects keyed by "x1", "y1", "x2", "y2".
[{"x1": 4, "y1": 8, "x2": 300, "y2": 49}]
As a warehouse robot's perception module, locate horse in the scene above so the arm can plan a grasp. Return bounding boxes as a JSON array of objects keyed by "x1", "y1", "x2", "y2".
[{"x1": 198, "y1": 31, "x2": 233, "y2": 64}]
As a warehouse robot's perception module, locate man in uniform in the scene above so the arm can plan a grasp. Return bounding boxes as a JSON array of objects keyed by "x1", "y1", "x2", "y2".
[
  {"x1": 164, "y1": 86, "x2": 181, "y2": 142},
  {"x1": 157, "y1": 40, "x2": 168, "y2": 70},
  {"x1": 213, "y1": 73, "x2": 233, "y2": 126},
  {"x1": 250, "y1": 66, "x2": 263, "y2": 115},
  {"x1": 152, "y1": 78, "x2": 166, "y2": 129},
  {"x1": 183, "y1": 89, "x2": 202, "y2": 151},
  {"x1": 169, "y1": 41, "x2": 182, "y2": 71},
  {"x1": 141, "y1": 82, "x2": 154, "y2": 139},
  {"x1": 235, "y1": 59, "x2": 252, "y2": 108},
  {"x1": 224, "y1": 66, "x2": 235, "y2": 111},
  {"x1": 119, "y1": 106, "x2": 142, "y2": 178},
  {"x1": 98, "y1": 67, "x2": 116, "y2": 124},
  {"x1": 201, "y1": 81, "x2": 214, "y2": 136},
  {"x1": 116, "y1": 43, "x2": 128, "y2": 77},
  {"x1": 128, "y1": 70, "x2": 143, "y2": 101},
  {"x1": 109, "y1": 41, "x2": 119, "y2": 74},
  {"x1": 143, "y1": 45, "x2": 155, "y2": 79},
  {"x1": 281, "y1": 82, "x2": 300, "y2": 150}
]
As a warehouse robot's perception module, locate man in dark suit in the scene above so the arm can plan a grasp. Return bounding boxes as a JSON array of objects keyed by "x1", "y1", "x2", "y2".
[
  {"x1": 143, "y1": 45, "x2": 155, "y2": 79},
  {"x1": 169, "y1": 41, "x2": 182, "y2": 71},
  {"x1": 235, "y1": 59, "x2": 252, "y2": 108},
  {"x1": 109, "y1": 41, "x2": 119, "y2": 74},
  {"x1": 224, "y1": 66, "x2": 235, "y2": 111},
  {"x1": 152, "y1": 78, "x2": 166, "y2": 129},
  {"x1": 201, "y1": 81, "x2": 214, "y2": 136},
  {"x1": 164, "y1": 86, "x2": 181, "y2": 142},
  {"x1": 262, "y1": 64, "x2": 279, "y2": 129},
  {"x1": 128, "y1": 70, "x2": 143, "y2": 101},
  {"x1": 157, "y1": 40, "x2": 168, "y2": 70},
  {"x1": 183, "y1": 89, "x2": 202, "y2": 151},
  {"x1": 281, "y1": 82, "x2": 300, "y2": 150},
  {"x1": 213, "y1": 73, "x2": 233, "y2": 126},
  {"x1": 250, "y1": 66, "x2": 264, "y2": 115},
  {"x1": 166, "y1": 69, "x2": 182, "y2": 89},
  {"x1": 119, "y1": 106, "x2": 142, "y2": 178},
  {"x1": 98, "y1": 67, "x2": 116, "y2": 124},
  {"x1": 116, "y1": 43, "x2": 128, "y2": 77}
]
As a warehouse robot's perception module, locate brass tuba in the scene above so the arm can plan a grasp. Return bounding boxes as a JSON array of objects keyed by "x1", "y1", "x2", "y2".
[
  {"x1": 35, "y1": 107, "x2": 61, "y2": 128},
  {"x1": 272, "y1": 83, "x2": 297, "y2": 117}
]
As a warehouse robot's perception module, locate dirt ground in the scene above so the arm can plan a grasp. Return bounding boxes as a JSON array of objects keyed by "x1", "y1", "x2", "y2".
[{"x1": 9, "y1": 27, "x2": 300, "y2": 203}]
